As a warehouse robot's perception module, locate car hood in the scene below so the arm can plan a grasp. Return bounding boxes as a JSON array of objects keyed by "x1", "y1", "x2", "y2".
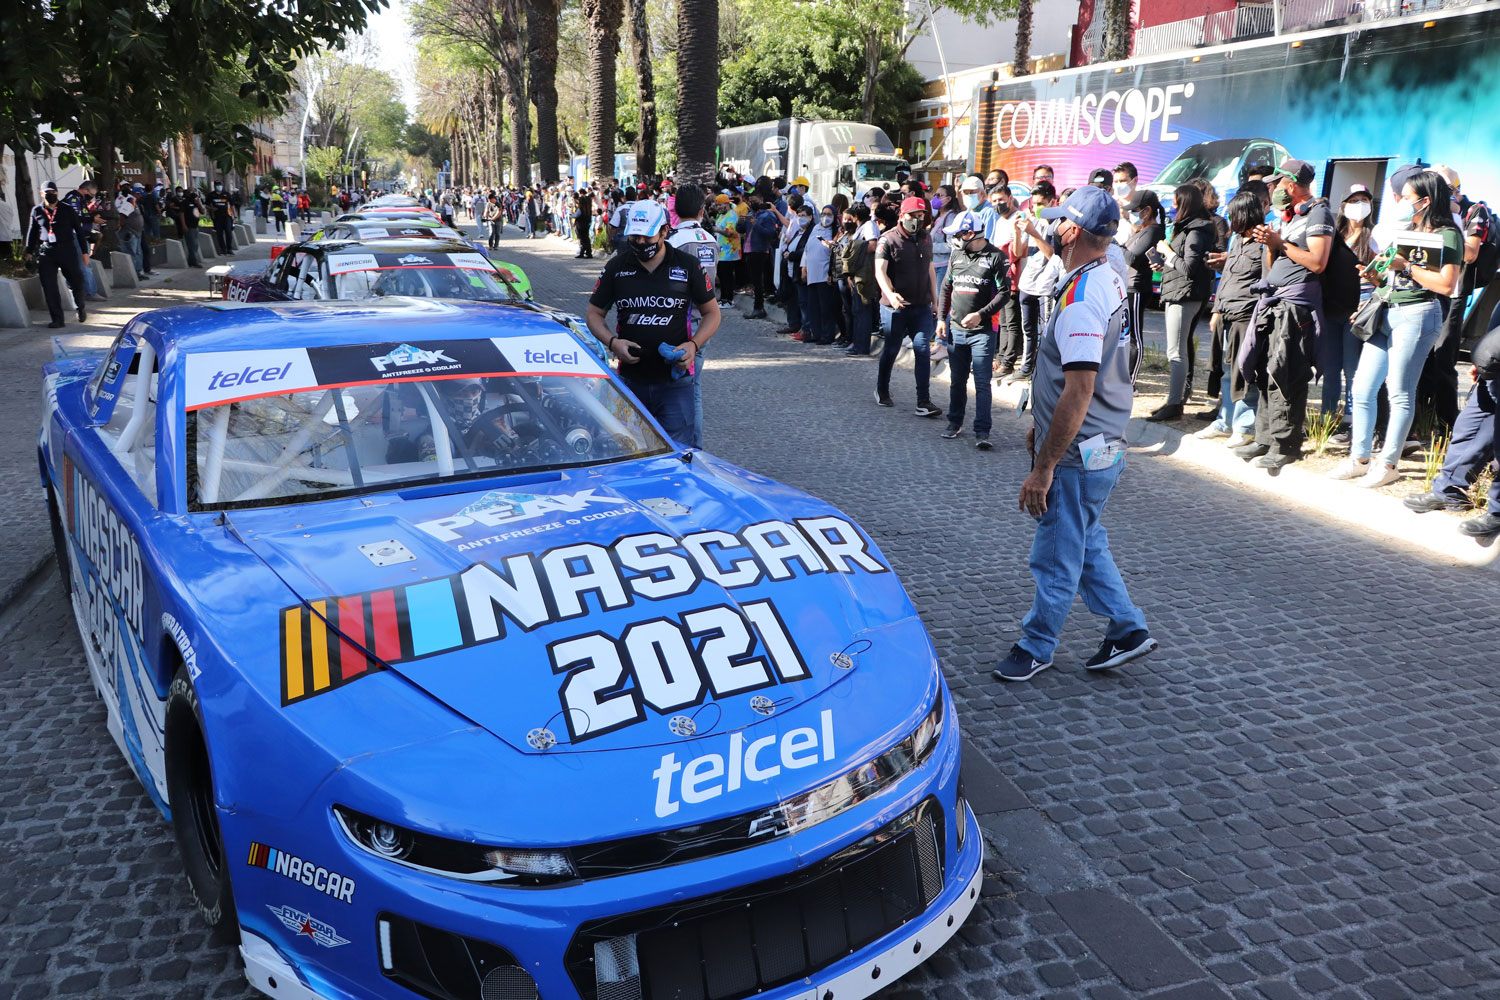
[{"x1": 223, "y1": 455, "x2": 931, "y2": 757}]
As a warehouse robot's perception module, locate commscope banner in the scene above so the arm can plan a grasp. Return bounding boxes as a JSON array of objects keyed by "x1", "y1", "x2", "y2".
[{"x1": 968, "y1": 9, "x2": 1500, "y2": 203}]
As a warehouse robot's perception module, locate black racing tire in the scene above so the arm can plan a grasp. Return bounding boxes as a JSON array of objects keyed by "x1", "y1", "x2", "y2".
[
  {"x1": 164, "y1": 669, "x2": 240, "y2": 941},
  {"x1": 44, "y1": 480, "x2": 72, "y2": 595}
]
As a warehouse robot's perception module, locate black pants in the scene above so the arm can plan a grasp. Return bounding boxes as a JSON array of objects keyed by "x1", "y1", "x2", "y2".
[
  {"x1": 213, "y1": 215, "x2": 233, "y2": 254},
  {"x1": 1253, "y1": 305, "x2": 1316, "y2": 458},
  {"x1": 575, "y1": 220, "x2": 592, "y2": 257},
  {"x1": 716, "y1": 261, "x2": 737, "y2": 303},
  {"x1": 995, "y1": 296, "x2": 1024, "y2": 373},
  {"x1": 488, "y1": 220, "x2": 502, "y2": 249},
  {"x1": 1018, "y1": 292, "x2": 1044, "y2": 374},
  {"x1": 1126, "y1": 291, "x2": 1148, "y2": 382},
  {"x1": 38, "y1": 250, "x2": 85, "y2": 324},
  {"x1": 780, "y1": 264, "x2": 803, "y2": 331},
  {"x1": 1419, "y1": 262, "x2": 1475, "y2": 431},
  {"x1": 743, "y1": 251, "x2": 770, "y2": 310},
  {"x1": 1432, "y1": 378, "x2": 1499, "y2": 505},
  {"x1": 836, "y1": 280, "x2": 854, "y2": 343}
]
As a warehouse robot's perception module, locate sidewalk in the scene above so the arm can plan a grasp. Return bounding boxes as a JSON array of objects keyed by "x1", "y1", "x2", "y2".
[{"x1": 736, "y1": 291, "x2": 1499, "y2": 575}]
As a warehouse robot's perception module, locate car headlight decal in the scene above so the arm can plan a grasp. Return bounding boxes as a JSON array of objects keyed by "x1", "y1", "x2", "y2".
[{"x1": 335, "y1": 807, "x2": 577, "y2": 885}]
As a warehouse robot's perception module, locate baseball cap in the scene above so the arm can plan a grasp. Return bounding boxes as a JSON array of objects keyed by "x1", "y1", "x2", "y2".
[
  {"x1": 1124, "y1": 189, "x2": 1161, "y2": 213},
  {"x1": 793, "y1": 175, "x2": 812, "y2": 188},
  {"x1": 1388, "y1": 163, "x2": 1424, "y2": 197},
  {"x1": 44, "y1": 181, "x2": 57, "y2": 191},
  {"x1": 714, "y1": 193, "x2": 730, "y2": 204},
  {"x1": 1274, "y1": 158, "x2": 1316, "y2": 186},
  {"x1": 943, "y1": 210, "x2": 987, "y2": 235},
  {"x1": 622, "y1": 199, "x2": 669, "y2": 237},
  {"x1": 898, "y1": 196, "x2": 929, "y2": 216},
  {"x1": 1040, "y1": 184, "x2": 1120, "y2": 237},
  {"x1": 959, "y1": 174, "x2": 985, "y2": 192}
]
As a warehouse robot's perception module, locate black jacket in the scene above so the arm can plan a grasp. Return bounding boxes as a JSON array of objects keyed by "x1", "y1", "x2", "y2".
[
  {"x1": 1160, "y1": 215, "x2": 1215, "y2": 303},
  {"x1": 1121, "y1": 222, "x2": 1164, "y2": 294},
  {"x1": 24, "y1": 200, "x2": 84, "y2": 256},
  {"x1": 1214, "y1": 236, "x2": 1264, "y2": 321}
]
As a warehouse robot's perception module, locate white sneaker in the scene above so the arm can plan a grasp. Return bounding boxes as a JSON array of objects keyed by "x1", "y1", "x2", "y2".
[
  {"x1": 1327, "y1": 458, "x2": 1371, "y2": 480},
  {"x1": 1194, "y1": 424, "x2": 1230, "y2": 439},
  {"x1": 1225, "y1": 433, "x2": 1254, "y2": 448},
  {"x1": 1358, "y1": 463, "x2": 1400, "y2": 488}
]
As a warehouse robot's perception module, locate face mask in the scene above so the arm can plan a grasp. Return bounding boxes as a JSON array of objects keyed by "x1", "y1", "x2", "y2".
[
  {"x1": 901, "y1": 217, "x2": 924, "y2": 234},
  {"x1": 842, "y1": 221, "x2": 856, "y2": 233},
  {"x1": 44, "y1": 191, "x2": 58, "y2": 205},
  {"x1": 1391, "y1": 198, "x2": 1417, "y2": 223},
  {"x1": 964, "y1": 235, "x2": 987, "y2": 254},
  {"x1": 1343, "y1": 201, "x2": 1371, "y2": 223},
  {"x1": 215, "y1": 184, "x2": 222, "y2": 191},
  {"x1": 630, "y1": 239, "x2": 662, "y2": 261},
  {"x1": 931, "y1": 197, "x2": 943, "y2": 212},
  {"x1": 964, "y1": 193, "x2": 983, "y2": 210},
  {"x1": 1113, "y1": 181, "x2": 1132, "y2": 197},
  {"x1": 820, "y1": 214, "x2": 834, "y2": 226},
  {"x1": 1127, "y1": 212, "x2": 1142, "y2": 227}
]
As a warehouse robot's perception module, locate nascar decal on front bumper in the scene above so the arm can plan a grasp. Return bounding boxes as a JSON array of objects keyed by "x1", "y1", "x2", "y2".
[
  {"x1": 279, "y1": 517, "x2": 886, "y2": 724},
  {"x1": 653, "y1": 709, "x2": 835, "y2": 817},
  {"x1": 248, "y1": 842, "x2": 356, "y2": 903},
  {"x1": 267, "y1": 905, "x2": 350, "y2": 948}
]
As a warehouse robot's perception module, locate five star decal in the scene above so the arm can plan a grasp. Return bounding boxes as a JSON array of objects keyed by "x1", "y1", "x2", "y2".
[{"x1": 267, "y1": 904, "x2": 350, "y2": 948}]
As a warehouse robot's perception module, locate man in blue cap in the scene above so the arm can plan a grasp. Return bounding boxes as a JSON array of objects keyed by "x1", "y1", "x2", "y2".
[
  {"x1": 994, "y1": 185, "x2": 1156, "y2": 682},
  {"x1": 936, "y1": 209, "x2": 1011, "y2": 448}
]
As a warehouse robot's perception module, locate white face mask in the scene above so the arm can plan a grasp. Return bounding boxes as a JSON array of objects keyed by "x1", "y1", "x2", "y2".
[
  {"x1": 1113, "y1": 181, "x2": 1132, "y2": 197},
  {"x1": 1343, "y1": 201, "x2": 1371, "y2": 223}
]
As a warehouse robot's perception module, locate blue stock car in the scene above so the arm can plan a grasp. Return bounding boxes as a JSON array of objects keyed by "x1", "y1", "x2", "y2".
[{"x1": 39, "y1": 298, "x2": 982, "y2": 1000}]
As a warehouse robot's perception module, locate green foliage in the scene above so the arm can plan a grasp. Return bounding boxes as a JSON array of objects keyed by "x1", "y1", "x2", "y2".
[
  {"x1": 405, "y1": 123, "x2": 451, "y2": 168},
  {"x1": 304, "y1": 146, "x2": 349, "y2": 183},
  {"x1": 1306, "y1": 407, "x2": 1343, "y2": 457},
  {"x1": 717, "y1": 26, "x2": 924, "y2": 138}
]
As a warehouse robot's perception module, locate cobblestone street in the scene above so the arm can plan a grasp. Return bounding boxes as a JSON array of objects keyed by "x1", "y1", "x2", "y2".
[{"x1": 3, "y1": 227, "x2": 1500, "y2": 1000}]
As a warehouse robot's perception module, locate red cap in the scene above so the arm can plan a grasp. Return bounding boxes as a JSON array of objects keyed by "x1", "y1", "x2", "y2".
[{"x1": 899, "y1": 196, "x2": 928, "y2": 216}]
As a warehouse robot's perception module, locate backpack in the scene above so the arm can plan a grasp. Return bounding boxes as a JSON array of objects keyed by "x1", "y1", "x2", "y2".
[
  {"x1": 1466, "y1": 202, "x2": 1500, "y2": 287},
  {"x1": 1320, "y1": 235, "x2": 1361, "y2": 321},
  {"x1": 843, "y1": 238, "x2": 878, "y2": 303}
]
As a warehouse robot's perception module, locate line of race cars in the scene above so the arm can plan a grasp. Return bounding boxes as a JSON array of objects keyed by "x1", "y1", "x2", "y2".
[{"x1": 38, "y1": 193, "x2": 982, "y2": 1000}]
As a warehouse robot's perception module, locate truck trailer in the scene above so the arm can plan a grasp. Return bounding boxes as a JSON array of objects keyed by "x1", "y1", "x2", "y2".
[{"x1": 718, "y1": 118, "x2": 911, "y2": 206}]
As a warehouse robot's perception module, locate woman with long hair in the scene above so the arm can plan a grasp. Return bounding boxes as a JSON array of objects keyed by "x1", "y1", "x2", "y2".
[
  {"x1": 1329, "y1": 171, "x2": 1460, "y2": 486},
  {"x1": 1195, "y1": 189, "x2": 1264, "y2": 445},
  {"x1": 1147, "y1": 183, "x2": 1216, "y2": 420},
  {"x1": 1320, "y1": 188, "x2": 1381, "y2": 422}
]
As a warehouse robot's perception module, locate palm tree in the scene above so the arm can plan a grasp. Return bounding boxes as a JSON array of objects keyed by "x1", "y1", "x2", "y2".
[
  {"x1": 1014, "y1": 0, "x2": 1032, "y2": 73},
  {"x1": 1102, "y1": 0, "x2": 1132, "y2": 60},
  {"x1": 674, "y1": 0, "x2": 718, "y2": 185},
  {"x1": 583, "y1": 0, "x2": 624, "y2": 181},
  {"x1": 527, "y1": 0, "x2": 561, "y2": 183},
  {"x1": 626, "y1": 0, "x2": 657, "y2": 177}
]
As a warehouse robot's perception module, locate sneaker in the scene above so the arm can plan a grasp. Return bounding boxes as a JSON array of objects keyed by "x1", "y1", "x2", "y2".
[
  {"x1": 1403, "y1": 490, "x2": 1467, "y2": 514},
  {"x1": 775, "y1": 327, "x2": 796, "y2": 335},
  {"x1": 48, "y1": 319, "x2": 65, "y2": 329},
  {"x1": 1145, "y1": 403, "x2": 1184, "y2": 422},
  {"x1": 1330, "y1": 429, "x2": 1352, "y2": 448},
  {"x1": 1232, "y1": 441, "x2": 1270, "y2": 461},
  {"x1": 76, "y1": 307, "x2": 86, "y2": 323},
  {"x1": 1192, "y1": 408, "x2": 1221, "y2": 421},
  {"x1": 1084, "y1": 630, "x2": 1158, "y2": 671},
  {"x1": 1194, "y1": 424, "x2": 1230, "y2": 440},
  {"x1": 1327, "y1": 458, "x2": 1370, "y2": 480},
  {"x1": 790, "y1": 332, "x2": 805, "y2": 342},
  {"x1": 1458, "y1": 512, "x2": 1500, "y2": 537},
  {"x1": 1358, "y1": 463, "x2": 1400, "y2": 488},
  {"x1": 1225, "y1": 433, "x2": 1255, "y2": 448},
  {"x1": 748, "y1": 309, "x2": 768, "y2": 319},
  {"x1": 1001, "y1": 371, "x2": 1029, "y2": 385},
  {"x1": 914, "y1": 401, "x2": 942, "y2": 418},
  {"x1": 1402, "y1": 438, "x2": 1422, "y2": 457},
  {"x1": 992, "y1": 645, "x2": 1053, "y2": 682},
  {"x1": 975, "y1": 435, "x2": 993, "y2": 451},
  {"x1": 1253, "y1": 452, "x2": 1296, "y2": 470},
  {"x1": 940, "y1": 425, "x2": 962, "y2": 439},
  {"x1": 875, "y1": 390, "x2": 893, "y2": 407}
]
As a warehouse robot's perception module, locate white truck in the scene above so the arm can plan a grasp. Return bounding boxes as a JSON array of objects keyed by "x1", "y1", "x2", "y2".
[{"x1": 717, "y1": 118, "x2": 910, "y2": 206}]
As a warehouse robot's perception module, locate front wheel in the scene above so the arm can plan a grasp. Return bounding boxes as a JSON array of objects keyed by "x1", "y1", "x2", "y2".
[{"x1": 165, "y1": 669, "x2": 239, "y2": 940}]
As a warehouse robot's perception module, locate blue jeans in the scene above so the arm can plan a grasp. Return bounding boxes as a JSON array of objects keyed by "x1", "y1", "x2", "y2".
[
  {"x1": 692, "y1": 353, "x2": 706, "y2": 449},
  {"x1": 1020, "y1": 462, "x2": 1147, "y2": 663},
  {"x1": 621, "y1": 371, "x2": 699, "y2": 448},
  {"x1": 118, "y1": 230, "x2": 143, "y2": 276},
  {"x1": 1350, "y1": 299, "x2": 1442, "y2": 467},
  {"x1": 876, "y1": 304, "x2": 935, "y2": 401},
  {"x1": 806, "y1": 282, "x2": 838, "y2": 343},
  {"x1": 946, "y1": 329, "x2": 998, "y2": 434},
  {"x1": 1212, "y1": 317, "x2": 1257, "y2": 435},
  {"x1": 850, "y1": 296, "x2": 876, "y2": 354},
  {"x1": 1319, "y1": 316, "x2": 1363, "y2": 418}
]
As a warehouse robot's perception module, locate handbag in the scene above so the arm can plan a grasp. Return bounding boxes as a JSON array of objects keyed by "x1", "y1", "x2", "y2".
[{"x1": 1350, "y1": 293, "x2": 1387, "y2": 343}]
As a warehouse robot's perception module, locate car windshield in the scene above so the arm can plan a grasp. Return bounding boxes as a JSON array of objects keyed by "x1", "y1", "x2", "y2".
[
  {"x1": 187, "y1": 370, "x2": 670, "y2": 511},
  {"x1": 1155, "y1": 142, "x2": 1246, "y2": 187},
  {"x1": 856, "y1": 161, "x2": 903, "y2": 183},
  {"x1": 329, "y1": 254, "x2": 516, "y2": 301}
]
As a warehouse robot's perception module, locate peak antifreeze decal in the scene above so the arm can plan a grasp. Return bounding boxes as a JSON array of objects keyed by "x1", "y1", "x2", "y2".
[{"x1": 280, "y1": 517, "x2": 888, "y2": 740}]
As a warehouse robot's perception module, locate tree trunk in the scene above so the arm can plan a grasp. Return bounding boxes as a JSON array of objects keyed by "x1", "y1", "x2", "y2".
[
  {"x1": 1102, "y1": 0, "x2": 1132, "y2": 60},
  {"x1": 1015, "y1": 0, "x2": 1033, "y2": 72},
  {"x1": 498, "y1": 0, "x2": 533, "y2": 187},
  {"x1": 583, "y1": 0, "x2": 623, "y2": 182},
  {"x1": 13, "y1": 145, "x2": 35, "y2": 237},
  {"x1": 673, "y1": 0, "x2": 719, "y2": 186},
  {"x1": 861, "y1": 30, "x2": 881, "y2": 124},
  {"x1": 627, "y1": 0, "x2": 657, "y2": 177},
  {"x1": 527, "y1": 0, "x2": 561, "y2": 184}
]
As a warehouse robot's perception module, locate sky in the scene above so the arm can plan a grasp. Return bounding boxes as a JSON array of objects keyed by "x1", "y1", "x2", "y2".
[{"x1": 367, "y1": 0, "x2": 420, "y2": 115}]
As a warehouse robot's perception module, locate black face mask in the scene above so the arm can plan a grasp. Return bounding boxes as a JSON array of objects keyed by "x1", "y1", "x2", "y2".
[
  {"x1": 44, "y1": 191, "x2": 58, "y2": 205},
  {"x1": 842, "y1": 221, "x2": 856, "y2": 233},
  {"x1": 631, "y1": 239, "x2": 662, "y2": 261},
  {"x1": 964, "y1": 236, "x2": 987, "y2": 254}
]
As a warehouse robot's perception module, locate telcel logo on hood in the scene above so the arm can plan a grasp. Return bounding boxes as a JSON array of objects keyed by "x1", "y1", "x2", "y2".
[{"x1": 652, "y1": 709, "x2": 836, "y2": 818}]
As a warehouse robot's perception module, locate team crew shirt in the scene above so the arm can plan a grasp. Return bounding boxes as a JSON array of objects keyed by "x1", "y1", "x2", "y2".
[
  {"x1": 589, "y1": 245, "x2": 714, "y2": 383},
  {"x1": 667, "y1": 220, "x2": 719, "y2": 298},
  {"x1": 1031, "y1": 259, "x2": 1132, "y2": 467}
]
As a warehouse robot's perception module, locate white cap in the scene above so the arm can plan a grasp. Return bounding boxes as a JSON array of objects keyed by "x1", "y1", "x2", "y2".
[{"x1": 623, "y1": 200, "x2": 669, "y2": 237}]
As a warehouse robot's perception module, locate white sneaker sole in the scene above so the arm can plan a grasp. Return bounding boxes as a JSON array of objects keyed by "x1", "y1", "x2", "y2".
[
  {"x1": 993, "y1": 658, "x2": 1054, "y2": 682},
  {"x1": 1086, "y1": 637, "x2": 1159, "y2": 671}
]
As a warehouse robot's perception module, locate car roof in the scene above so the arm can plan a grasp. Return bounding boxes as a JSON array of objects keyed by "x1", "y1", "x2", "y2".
[
  {"x1": 128, "y1": 298, "x2": 571, "y2": 355},
  {"x1": 297, "y1": 237, "x2": 481, "y2": 255}
]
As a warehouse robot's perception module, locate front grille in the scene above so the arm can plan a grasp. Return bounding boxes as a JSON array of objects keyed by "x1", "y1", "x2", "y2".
[
  {"x1": 378, "y1": 913, "x2": 539, "y2": 1000},
  {"x1": 565, "y1": 799, "x2": 944, "y2": 1000}
]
